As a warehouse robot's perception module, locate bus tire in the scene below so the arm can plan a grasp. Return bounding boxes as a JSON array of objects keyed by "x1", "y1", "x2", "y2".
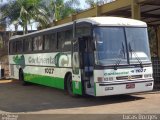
[
  {"x1": 66, "y1": 74, "x2": 77, "y2": 97},
  {"x1": 19, "y1": 69, "x2": 27, "y2": 86}
]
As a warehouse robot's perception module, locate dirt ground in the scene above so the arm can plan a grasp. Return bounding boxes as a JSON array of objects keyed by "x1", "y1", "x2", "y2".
[{"x1": 0, "y1": 79, "x2": 160, "y2": 115}]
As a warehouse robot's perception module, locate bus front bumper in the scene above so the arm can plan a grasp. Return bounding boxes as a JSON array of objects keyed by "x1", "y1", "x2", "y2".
[{"x1": 94, "y1": 80, "x2": 154, "y2": 96}]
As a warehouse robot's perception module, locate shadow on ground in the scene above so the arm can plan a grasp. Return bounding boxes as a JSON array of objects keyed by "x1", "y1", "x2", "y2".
[{"x1": 0, "y1": 80, "x2": 144, "y2": 112}]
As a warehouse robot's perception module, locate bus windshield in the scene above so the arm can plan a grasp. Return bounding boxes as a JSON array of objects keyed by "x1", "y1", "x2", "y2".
[{"x1": 94, "y1": 27, "x2": 151, "y2": 66}]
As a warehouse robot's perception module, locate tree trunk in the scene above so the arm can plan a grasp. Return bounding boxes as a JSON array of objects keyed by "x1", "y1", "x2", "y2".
[
  {"x1": 14, "y1": 24, "x2": 18, "y2": 35},
  {"x1": 23, "y1": 25, "x2": 28, "y2": 34},
  {"x1": 23, "y1": 21, "x2": 28, "y2": 34}
]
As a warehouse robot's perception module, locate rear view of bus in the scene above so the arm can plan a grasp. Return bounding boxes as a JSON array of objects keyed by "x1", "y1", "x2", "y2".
[{"x1": 89, "y1": 17, "x2": 154, "y2": 96}]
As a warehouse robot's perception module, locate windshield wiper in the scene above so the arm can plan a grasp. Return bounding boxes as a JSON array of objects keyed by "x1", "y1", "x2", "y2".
[
  {"x1": 114, "y1": 42, "x2": 125, "y2": 70},
  {"x1": 128, "y1": 43, "x2": 143, "y2": 68}
]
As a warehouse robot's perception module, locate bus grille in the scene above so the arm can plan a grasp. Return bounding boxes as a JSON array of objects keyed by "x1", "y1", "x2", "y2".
[{"x1": 116, "y1": 75, "x2": 143, "y2": 80}]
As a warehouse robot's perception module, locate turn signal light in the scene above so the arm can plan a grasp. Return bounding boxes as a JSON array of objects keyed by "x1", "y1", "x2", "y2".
[{"x1": 97, "y1": 77, "x2": 103, "y2": 82}]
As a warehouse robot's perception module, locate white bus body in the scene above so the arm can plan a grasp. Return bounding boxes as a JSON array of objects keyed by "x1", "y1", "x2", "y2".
[{"x1": 9, "y1": 17, "x2": 154, "y2": 96}]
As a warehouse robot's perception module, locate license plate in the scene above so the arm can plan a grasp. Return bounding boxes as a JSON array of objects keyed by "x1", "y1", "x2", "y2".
[{"x1": 126, "y1": 83, "x2": 135, "y2": 89}]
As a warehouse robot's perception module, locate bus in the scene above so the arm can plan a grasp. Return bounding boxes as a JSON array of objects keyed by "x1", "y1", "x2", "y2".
[{"x1": 8, "y1": 17, "x2": 154, "y2": 96}]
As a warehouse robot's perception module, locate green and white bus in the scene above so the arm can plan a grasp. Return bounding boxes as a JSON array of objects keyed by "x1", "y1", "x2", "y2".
[{"x1": 9, "y1": 17, "x2": 154, "y2": 96}]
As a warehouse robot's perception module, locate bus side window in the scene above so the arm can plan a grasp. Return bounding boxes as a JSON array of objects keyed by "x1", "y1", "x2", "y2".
[
  {"x1": 16, "y1": 40, "x2": 23, "y2": 53},
  {"x1": 63, "y1": 29, "x2": 72, "y2": 51},
  {"x1": 12, "y1": 41, "x2": 16, "y2": 53},
  {"x1": 44, "y1": 33, "x2": 56, "y2": 51},
  {"x1": 33, "y1": 36, "x2": 43, "y2": 51},
  {"x1": 33, "y1": 37, "x2": 38, "y2": 51},
  {"x1": 24, "y1": 38, "x2": 32, "y2": 52},
  {"x1": 38, "y1": 36, "x2": 43, "y2": 50},
  {"x1": 57, "y1": 32, "x2": 64, "y2": 51},
  {"x1": 50, "y1": 33, "x2": 56, "y2": 51},
  {"x1": 44, "y1": 35, "x2": 50, "y2": 50}
]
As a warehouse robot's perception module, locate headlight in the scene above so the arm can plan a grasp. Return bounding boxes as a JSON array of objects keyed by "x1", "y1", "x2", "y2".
[
  {"x1": 97, "y1": 77, "x2": 103, "y2": 82},
  {"x1": 104, "y1": 77, "x2": 113, "y2": 81}
]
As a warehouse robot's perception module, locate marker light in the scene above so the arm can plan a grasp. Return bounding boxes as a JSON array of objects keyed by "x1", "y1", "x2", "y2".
[{"x1": 97, "y1": 77, "x2": 103, "y2": 82}]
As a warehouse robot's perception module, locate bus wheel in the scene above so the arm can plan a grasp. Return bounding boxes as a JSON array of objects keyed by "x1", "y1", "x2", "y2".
[
  {"x1": 19, "y1": 69, "x2": 27, "y2": 86},
  {"x1": 66, "y1": 74, "x2": 76, "y2": 97}
]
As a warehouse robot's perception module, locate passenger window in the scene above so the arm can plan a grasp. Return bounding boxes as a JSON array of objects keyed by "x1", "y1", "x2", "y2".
[
  {"x1": 12, "y1": 41, "x2": 16, "y2": 53},
  {"x1": 63, "y1": 29, "x2": 72, "y2": 51},
  {"x1": 33, "y1": 36, "x2": 43, "y2": 51},
  {"x1": 58, "y1": 29, "x2": 72, "y2": 51},
  {"x1": 24, "y1": 38, "x2": 32, "y2": 52},
  {"x1": 44, "y1": 35, "x2": 50, "y2": 50},
  {"x1": 58, "y1": 32, "x2": 65, "y2": 50},
  {"x1": 16, "y1": 40, "x2": 23, "y2": 53},
  {"x1": 44, "y1": 33, "x2": 56, "y2": 50},
  {"x1": 50, "y1": 34, "x2": 56, "y2": 50}
]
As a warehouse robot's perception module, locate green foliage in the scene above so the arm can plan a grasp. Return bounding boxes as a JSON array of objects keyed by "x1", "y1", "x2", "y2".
[
  {"x1": 85, "y1": 0, "x2": 97, "y2": 8},
  {"x1": 46, "y1": 0, "x2": 80, "y2": 21},
  {"x1": 85, "y1": 0, "x2": 115, "y2": 8},
  {"x1": 0, "y1": 0, "x2": 49, "y2": 34},
  {"x1": 0, "y1": 0, "x2": 81, "y2": 31}
]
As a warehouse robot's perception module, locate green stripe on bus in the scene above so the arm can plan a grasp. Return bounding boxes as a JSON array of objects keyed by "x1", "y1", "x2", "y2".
[
  {"x1": 72, "y1": 81, "x2": 82, "y2": 95},
  {"x1": 24, "y1": 73, "x2": 64, "y2": 89}
]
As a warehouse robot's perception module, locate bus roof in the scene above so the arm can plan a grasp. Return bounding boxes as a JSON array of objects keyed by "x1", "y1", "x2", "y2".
[
  {"x1": 10, "y1": 16, "x2": 147, "y2": 40},
  {"x1": 78, "y1": 17, "x2": 147, "y2": 27}
]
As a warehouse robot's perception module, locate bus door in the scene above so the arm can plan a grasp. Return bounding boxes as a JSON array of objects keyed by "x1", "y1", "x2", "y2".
[{"x1": 72, "y1": 36, "x2": 94, "y2": 96}]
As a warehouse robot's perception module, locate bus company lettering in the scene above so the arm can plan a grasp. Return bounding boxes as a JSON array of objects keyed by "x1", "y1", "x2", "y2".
[
  {"x1": 28, "y1": 56, "x2": 55, "y2": 65},
  {"x1": 27, "y1": 53, "x2": 69, "y2": 67},
  {"x1": 104, "y1": 71, "x2": 129, "y2": 76}
]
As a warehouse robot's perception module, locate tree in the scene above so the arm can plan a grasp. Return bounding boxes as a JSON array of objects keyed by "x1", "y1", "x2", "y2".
[
  {"x1": 0, "y1": 0, "x2": 49, "y2": 34},
  {"x1": 0, "y1": 1, "x2": 20, "y2": 32},
  {"x1": 85, "y1": 0, "x2": 115, "y2": 8},
  {"x1": 0, "y1": 20, "x2": 6, "y2": 31},
  {"x1": 46, "y1": 0, "x2": 80, "y2": 22},
  {"x1": 85, "y1": 0, "x2": 97, "y2": 8}
]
